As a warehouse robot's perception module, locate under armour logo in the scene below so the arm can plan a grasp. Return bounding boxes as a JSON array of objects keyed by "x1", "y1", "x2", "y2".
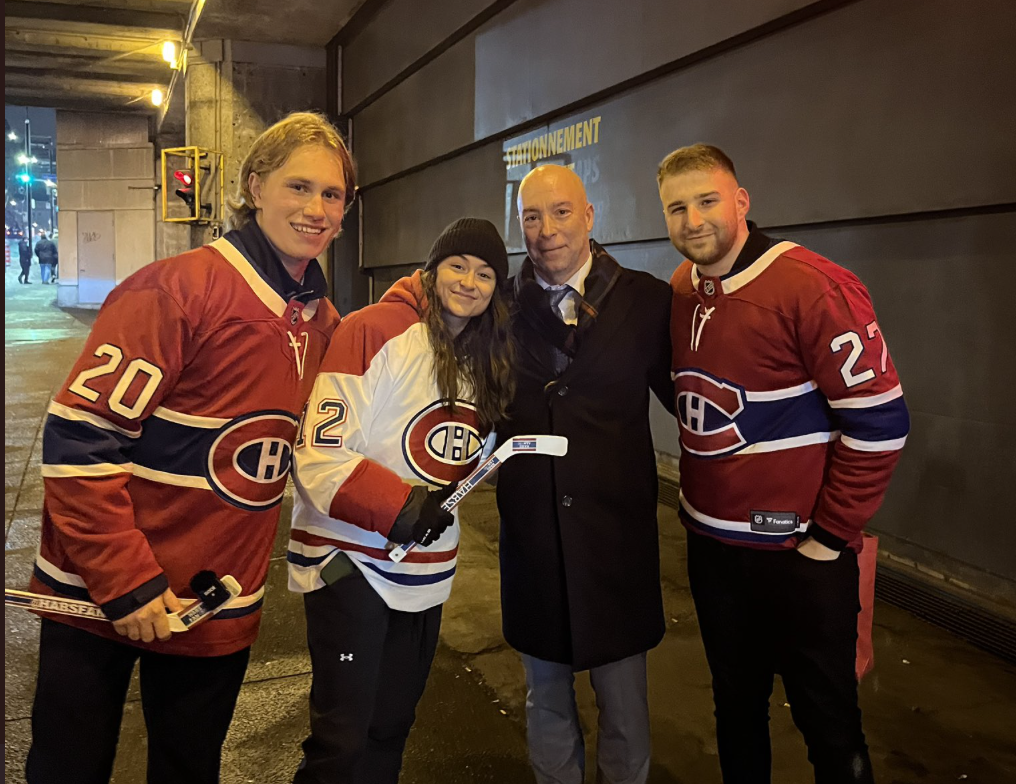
[{"x1": 339, "y1": 653, "x2": 354, "y2": 662}]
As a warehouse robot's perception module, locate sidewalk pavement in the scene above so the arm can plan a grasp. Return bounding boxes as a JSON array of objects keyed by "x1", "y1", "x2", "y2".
[{"x1": 6, "y1": 262, "x2": 1016, "y2": 783}]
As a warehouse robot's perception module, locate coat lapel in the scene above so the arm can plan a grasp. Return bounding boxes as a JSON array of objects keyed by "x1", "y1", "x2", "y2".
[{"x1": 561, "y1": 273, "x2": 638, "y2": 380}]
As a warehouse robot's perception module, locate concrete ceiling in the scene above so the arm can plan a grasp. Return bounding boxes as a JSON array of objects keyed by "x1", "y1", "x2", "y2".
[
  {"x1": 194, "y1": 0, "x2": 366, "y2": 48},
  {"x1": 5, "y1": 1, "x2": 191, "y2": 112},
  {"x1": 5, "y1": 0, "x2": 366, "y2": 115}
]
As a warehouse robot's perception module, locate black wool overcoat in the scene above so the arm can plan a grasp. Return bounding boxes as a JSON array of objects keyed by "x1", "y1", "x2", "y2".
[{"x1": 496, "y1": 241, "x2": 674, "y2": 670}]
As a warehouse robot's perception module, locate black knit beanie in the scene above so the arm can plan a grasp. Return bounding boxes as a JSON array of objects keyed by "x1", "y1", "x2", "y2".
[{"x1": 425, "y1": 218, "x2": 509, "y2": 284}]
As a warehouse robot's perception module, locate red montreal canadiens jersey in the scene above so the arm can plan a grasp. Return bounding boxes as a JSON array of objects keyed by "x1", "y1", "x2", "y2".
[
  {"x1": 289, "y1": 272, "x2": 483, "y2": 611},
  {"x1": 671, "y1": 241, "x2": 909, "y2": 550},
  {"x1": 31, "y1": 236, "x2": 339, "y2": 656}
]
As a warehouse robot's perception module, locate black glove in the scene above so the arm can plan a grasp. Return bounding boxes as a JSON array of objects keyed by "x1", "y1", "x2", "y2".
[{"x1": 387, "y1": 484, "x2": 457, "y2": 547}]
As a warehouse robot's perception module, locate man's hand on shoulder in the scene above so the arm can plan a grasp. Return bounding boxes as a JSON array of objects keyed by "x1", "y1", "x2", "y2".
[{"x1": 112, "y1": 588, "x2": 184, "y2": 642}]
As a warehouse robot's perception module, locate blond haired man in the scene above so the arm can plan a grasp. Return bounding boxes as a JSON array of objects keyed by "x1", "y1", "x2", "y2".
[{"x1": 24, "y1": 113, "x2": 352, "y2": 784}]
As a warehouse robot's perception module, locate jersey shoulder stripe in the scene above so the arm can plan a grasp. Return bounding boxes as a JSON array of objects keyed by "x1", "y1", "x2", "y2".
[{"x1": 778, "y1": 244, "x2": 867, "y2": 291}]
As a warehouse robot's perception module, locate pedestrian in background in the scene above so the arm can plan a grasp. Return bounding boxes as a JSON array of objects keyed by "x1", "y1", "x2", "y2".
[
  {"x1": 18, "y1": 236, "x2": 32, "y2": 283},
  {"x1": 34, "y1": 231, "x2": 58, "y2": 284}
]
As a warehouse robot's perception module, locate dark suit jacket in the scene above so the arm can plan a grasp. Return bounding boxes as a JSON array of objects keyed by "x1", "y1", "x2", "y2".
[{"x1": 496, "y1": 240, "x2": 673, "y2": 670}]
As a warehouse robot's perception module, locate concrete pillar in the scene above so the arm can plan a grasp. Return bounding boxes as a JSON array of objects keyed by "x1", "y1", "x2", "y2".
[
  {"x1": 184, "y1": 40, "x2": 327, "y2": 249},
  {"x1": 54, "y1": 111, "x2": 156, "y2": 308}
]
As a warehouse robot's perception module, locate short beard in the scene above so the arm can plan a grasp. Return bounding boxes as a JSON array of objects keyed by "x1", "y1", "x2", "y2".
[{"x1": 678, "y1": 231, "x2": 735, "y2": 267}]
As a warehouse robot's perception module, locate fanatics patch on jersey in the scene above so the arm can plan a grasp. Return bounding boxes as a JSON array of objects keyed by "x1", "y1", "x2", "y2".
[{"x1": 749, "y1": 510, "x2": 799, "y2": 534}]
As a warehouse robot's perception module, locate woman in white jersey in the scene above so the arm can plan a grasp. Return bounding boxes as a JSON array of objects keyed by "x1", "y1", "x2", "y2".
[{"x1": 288, "y1": 218, "x2": 514, "y2": 783}]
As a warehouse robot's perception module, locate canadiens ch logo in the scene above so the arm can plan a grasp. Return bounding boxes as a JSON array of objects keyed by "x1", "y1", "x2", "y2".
[
  {"x1": 675, "y1": 370, "x2": 747, "y2": 457},
  {"x1": 402, "y1": 400, "x2": 483, "y2": 485},
  {"x1": 206, "y1": 411, "x2": 300, "y2": 511}
]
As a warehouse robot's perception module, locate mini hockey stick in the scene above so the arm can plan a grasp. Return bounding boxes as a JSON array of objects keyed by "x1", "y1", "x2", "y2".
[
  {"x1": 388, "y1": 435, "x2": 568, "y2": 563},
  {"x1": 4, "y1": 571, "x2": 242, "y2": 633}
]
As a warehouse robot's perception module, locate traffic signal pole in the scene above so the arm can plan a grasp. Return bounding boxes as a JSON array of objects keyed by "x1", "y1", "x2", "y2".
[{"x1": 24, "y1": 118, "x2": 32, "y2": 249}]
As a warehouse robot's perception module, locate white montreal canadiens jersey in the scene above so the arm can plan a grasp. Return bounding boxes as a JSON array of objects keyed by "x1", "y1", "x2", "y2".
[{"x1": 289, "y1": 272, "x2": 483, "y2": 611}]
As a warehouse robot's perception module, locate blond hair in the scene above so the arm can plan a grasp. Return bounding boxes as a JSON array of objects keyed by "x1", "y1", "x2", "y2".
[
  {"x1": 228, "y1": 112, "x2": 356, "y2": 228},
  {"x1": 656, "y1": 143, "x2": 737, "y2": 187}
]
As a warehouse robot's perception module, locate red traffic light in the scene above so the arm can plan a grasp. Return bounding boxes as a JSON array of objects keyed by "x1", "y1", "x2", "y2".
[{"x1": 173, "y1": 170, "x2": 194, "y2": 186}]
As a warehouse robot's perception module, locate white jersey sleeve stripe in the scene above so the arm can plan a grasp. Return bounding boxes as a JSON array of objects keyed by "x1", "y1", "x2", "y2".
[
  {"x1": 151, "y1": 406, "x2": 231, "y2": 428},
  {"x1": 47, "y1": 401, "x2": 142, "y2": 438},
  {"x1": 736, "y1": 431, "x2": 839, "y2": 455},
  {"x1": 35, "y1": 553, "x2": 89, "y2": 588},
  {"x1": 42, "y1": 463, "x2": 133, "y2": 478},
  {"x1": 744, "y1": 380, "x2": 819, "y2": 402},
  {"x1": 828, "y1": 384, "x2": 904, "y2": 409},
  {"x1": 131, "y1": 464, "x2": 213, "y2": 490},
  {"x1": 840, "y1": 434, "x2": 908, "y2": 452}
]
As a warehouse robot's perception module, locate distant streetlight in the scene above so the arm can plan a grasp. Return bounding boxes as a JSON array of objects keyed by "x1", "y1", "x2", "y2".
[
  {"x1": 17, "y1": 153, "x2": 29, "y2": 165},
  {"x1": 151, "y1": 88, "x2": 165, "y2": 107},
  {"x1": 9, "y1": 200, "x2": 16, "y2": 206},
  {"x1": 7, "y1": 131, "x2": 16, "y2": 141}
]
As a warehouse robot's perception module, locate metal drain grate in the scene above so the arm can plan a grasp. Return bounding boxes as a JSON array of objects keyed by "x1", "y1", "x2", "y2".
[
  {"x1": 658, "y1": 475, "x2": 682, "y2": 512},
  {"x1": 656, "y1": 474, "x2": 1016, "y2": 665},
  {"x1": 875, "y1": 567, "x2": 1016, "y2": 665}
]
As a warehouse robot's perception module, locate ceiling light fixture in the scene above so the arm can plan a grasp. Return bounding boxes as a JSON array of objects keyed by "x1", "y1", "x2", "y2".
[{"x1": 162, "y1": 41, "x2": 179, "y2": 68}]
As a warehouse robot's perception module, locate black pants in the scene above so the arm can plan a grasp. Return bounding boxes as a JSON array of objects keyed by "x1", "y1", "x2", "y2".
[
  {"x1": 294, "y1": 569, "x2": 442, "y2": 784},
  {"x1": 27, "y1": 619, "x2": 250, "y2": 784},
  {"x1": 19, "y1": 259, "x2": 31, "y2": 282},
  {"x1": 687, "y1": 532, "x2": 873, "y2": 784}
]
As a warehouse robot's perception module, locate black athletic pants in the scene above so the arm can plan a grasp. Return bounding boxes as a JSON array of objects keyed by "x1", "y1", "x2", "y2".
[
  {"x1": 19, "y1": 259, "x2": 31, "y2": 283},
  {"x1": 687, "y1": 532, "x2": 874, "y2": 784},
  {"x1": 26, "y1": 619, "x2": 250, "y2": 784},
  {"x1": 293, "y1": 569, "x2": 442, "y2": 784}
]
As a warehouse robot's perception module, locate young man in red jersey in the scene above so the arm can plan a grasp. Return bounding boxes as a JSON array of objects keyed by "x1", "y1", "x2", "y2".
[
  {"x1": 659, "y1": 144, "x2": 909, "y2": 784},
  {"x1": 25, "y1": 113, "x2": 353, "y2": 784}
]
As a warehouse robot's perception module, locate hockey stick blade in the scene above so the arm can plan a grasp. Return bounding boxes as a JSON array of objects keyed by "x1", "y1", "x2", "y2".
[
  {"x1": 4, "y1": 574, "x2": 242, "y2": 633},
  {"x1": 389, "y1": 435, "x2": 568, "y2": 563}
]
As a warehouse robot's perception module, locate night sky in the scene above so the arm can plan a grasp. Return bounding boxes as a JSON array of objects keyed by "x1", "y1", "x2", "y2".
[{"x1": 5, "y1": 105, "x2": 57, "y2": 141}]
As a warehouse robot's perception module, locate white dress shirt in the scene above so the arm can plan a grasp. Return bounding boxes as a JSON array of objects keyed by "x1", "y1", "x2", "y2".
[{"x1": 534, "y1": 252, "x2": 593, "y2": 326}]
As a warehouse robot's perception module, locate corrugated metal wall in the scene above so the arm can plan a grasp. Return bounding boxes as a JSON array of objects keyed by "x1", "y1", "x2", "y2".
[{"x1": 336, "y1": 0, "x2": 1016, "y2": 600}]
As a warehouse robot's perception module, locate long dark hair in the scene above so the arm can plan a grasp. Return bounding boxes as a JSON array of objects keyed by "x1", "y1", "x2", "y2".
[{"x1": 420, "y1": 271, "x2": 516, "y2": 434}]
